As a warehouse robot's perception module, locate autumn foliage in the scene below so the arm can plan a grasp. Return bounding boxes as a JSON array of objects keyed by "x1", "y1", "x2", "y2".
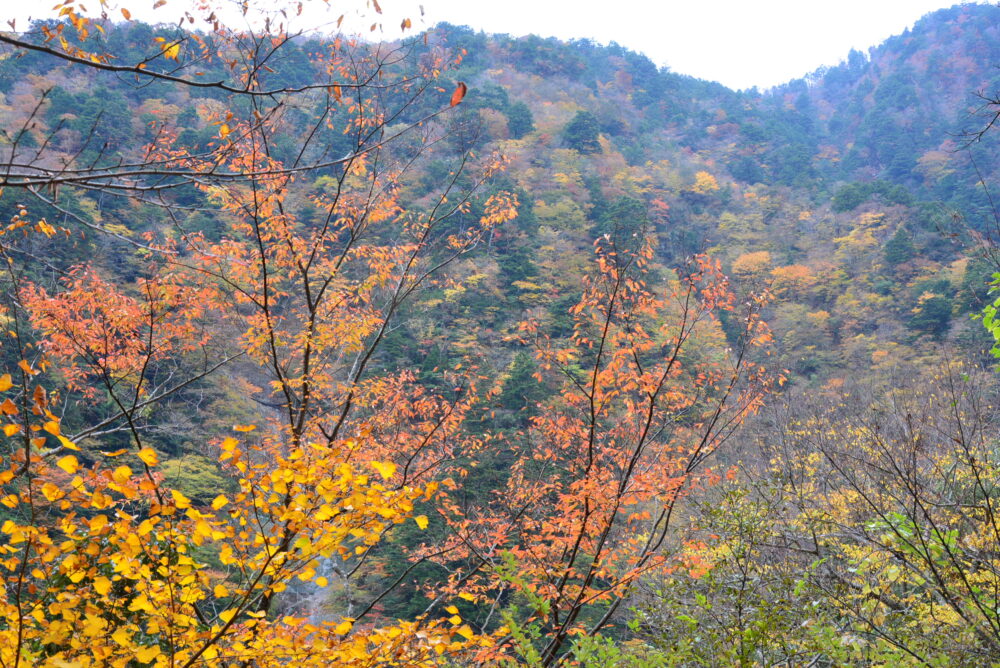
[
  {"x1": 0, "y1": 1, "x2": 523, "y2": 664},
  {"x1": 432, "y1": 242, "x2": 776, "y2": 662},
  {"x1": 0, "y1": 25, "x2": 777, "y2": 659},
  {"x1": 0, "y1": 191, "x2": 771, "y2": 665},
  {"x1": 19, "y1": 0, "x2": 1000, "y2": 664}
]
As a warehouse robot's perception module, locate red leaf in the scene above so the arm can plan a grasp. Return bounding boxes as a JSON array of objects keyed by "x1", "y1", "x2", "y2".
[{"x1": 450, "y1": 82, "x2": 467, "y2": 108}]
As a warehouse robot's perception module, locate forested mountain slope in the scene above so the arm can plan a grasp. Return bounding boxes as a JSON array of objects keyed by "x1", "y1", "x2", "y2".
[
  {"x1": 1, "y1": 4, "x2": 997, "y2": 385},
  {"x1": 430, "y1": 2, "x2": 1000, "y2": 380}
]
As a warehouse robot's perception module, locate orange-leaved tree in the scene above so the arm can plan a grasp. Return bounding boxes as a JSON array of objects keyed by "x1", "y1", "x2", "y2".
[{"x1": 423, "y1": 239, "x2": 779, "y2": 664}]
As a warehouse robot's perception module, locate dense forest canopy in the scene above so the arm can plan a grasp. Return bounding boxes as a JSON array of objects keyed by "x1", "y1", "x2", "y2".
[{"x1": 2, "y1": 1, "x2": 1000, "y2": 665}]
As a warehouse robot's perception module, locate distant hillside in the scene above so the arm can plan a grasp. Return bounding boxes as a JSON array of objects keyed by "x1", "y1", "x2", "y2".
[
  {"x1": 425, "y1": 2, "x2": 1000, "y2": 376},
  {"x1": 1, "y1": 3, "x2": 998, "y2": 388},
  {"x1": 441, "y1": 3, "x2": 1000, "y2": 199}
]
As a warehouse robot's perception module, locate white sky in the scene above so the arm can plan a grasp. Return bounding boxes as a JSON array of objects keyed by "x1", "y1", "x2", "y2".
[
  {"x1": 403, "y1": 0, "x2": 985, "y2": 90},
  {"x1": 1, "y1": 0, "x2": 987, "y2": 90}
]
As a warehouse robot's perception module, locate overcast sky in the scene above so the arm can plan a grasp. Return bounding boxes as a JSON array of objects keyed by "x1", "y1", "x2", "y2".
[
  {"x1": 5, "y1": 0, "x2": 986, "y2": 90},
  {"x1": 398, "y1": 0, "x2": 983, "y2": 90}
]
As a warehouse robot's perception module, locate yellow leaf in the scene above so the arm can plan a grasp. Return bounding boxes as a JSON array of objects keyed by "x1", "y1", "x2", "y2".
[
  {"x1": 219, "y1": 124, "x2": 231, "y2": 139},
  {"x1": 58, "y1": 435, "x2": 79, "y2": 450},
  {"x1": 93, "y1": 576, "x2": 112, "y2": 595},
  {"x1": 458, "y1": 592, "x2": 476, "y2": 601},
  {"x1": 171, "y1": 489, "x2": 191, "y2": 509},
  {"x1": 315, "y1": 576, "x2": 328, "y2": 587},
  {"x1": 82, "y1": 613, "x2": 107, "y2": 636},
  {"x1": 334, "y1": 619, "x2": 353, "y2": 635},
  {"x1": 112, "y1": 627, "x2": 130, "y2": 646},
  {"x1": 218, "y1": 609, "x2": 237, "y2": 624},
  {"x1": 414, "y1": 514, "x2": 429, "y2": 530},
  {"x1": 371, "y1": 461, "x2": 396, "y2": 481},
  {"x1": 56, "y1": 455, "x2": 79, "y2": 474},
  {"x1": 112, "y1": 465, "x2": 132, "y2": 484},
  {"x1": 128, "y1": 594, "x2": 152, "y2": 613},
  {"x1": 456, "y1": 624, "x2": 475, "y2": 640},
  {"x1": 0, "y1": 374, "x2": 11, "y2": 391},
  {"x1": 233, "y1": 424, "x2": 255, "y2": 432},
  {"x1": 211, "y1": 494, "x2": 228, "y2": 510},
  {"x1": 214, "y1": 584, "x2": 229, "y2": 598},
  {"x1": 3, "y1": 424, "x2": 19, "y2": 437},
  {"x1": 137, "y1": 447, "x2": 158, "y2": 466},
  {"x1": 18, "y1": 360, "x2": 35, "y2": 375},
  {"x1": 162, "y1": 43, "x2": 180, "y2": 60},
  {"x1": 135, "y1": 645, "x2": 161, "y2": 662},
  {"x1": 445, "y1": 605, "x2": 459, "y2": 614}
]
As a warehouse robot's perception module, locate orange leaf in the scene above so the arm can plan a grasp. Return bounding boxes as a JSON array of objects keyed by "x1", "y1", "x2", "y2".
[
  {"x1": 121, "y1": 8, "x2": 131, "y2": 19},
  {"x1": 449, "y1": 82, "x2": 467, "y2": 107}
]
